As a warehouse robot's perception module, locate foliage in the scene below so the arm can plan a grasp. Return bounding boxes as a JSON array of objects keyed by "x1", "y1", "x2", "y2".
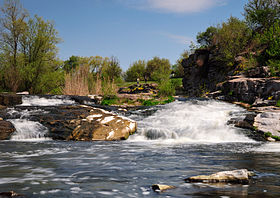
[
  {"x1": 102, "y1": 56, "x2": 122, "y2": 82},
  {"x1": 196, "y1": 26, "x2": 218, "y2": 48},
  {"x1": 101, "y1": 95, "x2": 119, "y2": 106},
  {"x1": 0, "y1": 0, "x2": 63, "y2": 94},
  {"x1": 172, "y1": 50, "x2": 188, "y2": 78},
  {"x1": 170, "y1": 78, "x2": 182, "y2": 90},
  {"x1": 276, "y1": 100, "x2": 280, "y2": 107},
  {"x1": 264, "y1": 131, "x2": 280, "y2": 141},
  {"x1": 243, "y1": 0, "x2": 280, "y2": 32},
  {"x1": 216, "y1": 17, "x2": 252, "y2": 66},
  {"x1": 63, "y1": 56, "x2": 80, "y2": 73},
  {"x1": 158, "y1": 80, "x2": 175, "y2": 97},
  {"x1": 124, "y1": 60, "x2": 146, "y2": 82},
  {"x1": 146, "y1": 57, "x2": 171, "y2": 81}
]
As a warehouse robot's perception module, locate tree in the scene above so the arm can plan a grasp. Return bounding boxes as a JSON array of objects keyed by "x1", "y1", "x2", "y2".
[
  {"x1": 244, "y1": 0, "x2": 280, "y2": 32},
  {"x1": 0, "y1": 0, "x2": 28, "y2": 92},
  {"x1": 172, "y1": 50, "x2": 188, "y2": 78},
  {"x1": 146, "y1": 57, "x2": 171, "y2": 81},
  {"x1": 216, "y1": 16, "x2": 252, "y2": 66},
  {"x1": 124, "y1": 60, "x2": 146, "y2": 82},
  {"x1": 20, "y1": 15, "x2": 62, "y2": 93},
  {"x1": 63, "y1": 56, "x2": 80, "y2": 73},
  {"x1": 196, "y1": 26, "x2": 218, "y2": 48},
  {"x1": 102, "y1": 56, "x2": 122, "y2": 82}
]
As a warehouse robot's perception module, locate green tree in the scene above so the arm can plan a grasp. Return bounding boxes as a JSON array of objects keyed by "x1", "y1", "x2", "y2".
[
  {"x1": 172, "y1": 50, "x2": 188, "y2": 78},
  {"x1": 216, "y1": 16, "x2": 252, "y2": 66},
  {"x1": 102, "y1": 56, "x2": 122, "y2": 82},
  {"x1": 20, "y1": 15, "x2": 62, "y2": 93},
  {"x1": 124, "y1": 60, "x2": 146, "y2": 82},
  {"x1": 63, "y1": 56, "x2": 80, "y2": 73},
  {"x1": 244, "y1": 0, "x2": 280, "y2": 32},
  {"x1": 0, "y1": 0, "x2": 28, "y2": 92},
  {"x1": 196, "y1": 26, "x2": 218, "y2": 48},
  {"x1": 146, "y1": 57, "x2": 171, "y2": 81}
]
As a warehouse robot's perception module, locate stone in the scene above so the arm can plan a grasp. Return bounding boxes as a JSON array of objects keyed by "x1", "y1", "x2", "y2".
[
  {"x1": 37, "y1": 105, "x2": 137, "y2": 141},
  {"x1": 267, "y1": 137, "x2": 276, "y2": 142},
  {"x1": 151, "y1": 184, "x2": 176, "y2": 192},
  {"x1": 0, "y1": 94, "x2": 22, "y2": 106},
  {"x1": 253, "y1": 110, "x2": 280, "y2": 137},
  {"x1": 185, "y1": 169, "x2": 253, "y2": 184},
  {"x1": 0, "y1": 120, "x2": 16, "y2": 140},
  {"x1": 0, "y1": 191, "x2": 24, "y2": 197}
]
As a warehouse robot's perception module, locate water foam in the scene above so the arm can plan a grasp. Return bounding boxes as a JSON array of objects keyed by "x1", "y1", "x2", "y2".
[
  {"x1": 9, "y1": 119, "x2": 50, "y2": 141},
  {"x1": 128, "y1": 100, "x2": 253, "y2": 143},
  {"x1": 20, "y1": 95, "x2": 75, "y2": 106}
]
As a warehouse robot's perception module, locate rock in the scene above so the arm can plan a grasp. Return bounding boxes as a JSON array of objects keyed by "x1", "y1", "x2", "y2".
[
  {"x1": 0, "y1": 94, "x2": 22, "y2": 106},
  {"x1": 221, "y1": 77, "x2": 280, "y2": 104},
  {"x1": 267, "y1": 137, "x2": 276, "y2": 142},
  {"x1": 37, "y1": 105, "x2": 137, "y2": 141},
  {"x1": 0, "y1": 120, "x2": 16, "y2": 140},
  {"x1": 151, "y1": 184, "x2": 176, "y2": 192},
  {"x1": 253, "y1": 109, "x2": 280, "y2": 137},
  {"x1": 245, "y1": 66, "x2": 271, "y2": 78},
  {"x1": 88, "y1": 95, "x2": 103, "y2": 104},
  {"x1": 0, "y1": 191, "x2": 24, "y2": 198},
  {"x1": 16, "y1": 91, "x2": 29, "y2": 95},
  {"x1": 185, "y1": 169, "x2": 253, "y2": 184}
]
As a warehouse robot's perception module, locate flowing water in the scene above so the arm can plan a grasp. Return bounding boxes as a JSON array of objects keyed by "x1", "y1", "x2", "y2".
[{"x1": 1, "y1": 96, "x2": 280, "y2": 197}]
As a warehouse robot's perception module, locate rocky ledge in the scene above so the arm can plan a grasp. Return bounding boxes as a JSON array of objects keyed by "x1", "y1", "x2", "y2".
[{"x1": 0, "y1": 105, "x2": 137, "y2": 141}]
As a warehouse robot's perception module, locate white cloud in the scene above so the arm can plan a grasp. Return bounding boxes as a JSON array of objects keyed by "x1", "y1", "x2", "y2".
[
  {"x1": 162, "y1": 33, "x2": 194, "y2": 45},
  {"x1": 118, "y1": 0, "x2": 227, "y2": 13}
]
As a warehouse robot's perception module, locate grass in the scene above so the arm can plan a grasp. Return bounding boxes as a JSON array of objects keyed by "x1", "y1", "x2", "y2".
[
  {"x1": 264, "y1": 132, "x2": 280, "y2": 141},
  {"x1": 276, "y1": 100, "x2": 280, "y2": 107}
]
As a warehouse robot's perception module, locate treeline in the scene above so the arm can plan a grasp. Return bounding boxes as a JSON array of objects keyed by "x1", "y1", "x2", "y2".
[
  {"x1": 0, "y1": 0, "x2": 184, "y2": 96},
  {"x1": 193, "y1": 0, "x2": 280, "y2": 76}
]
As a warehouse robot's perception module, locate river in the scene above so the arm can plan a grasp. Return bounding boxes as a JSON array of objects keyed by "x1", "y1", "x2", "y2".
[{"x1": 0, "y1": 96, "x2": 280, "y2": 197}]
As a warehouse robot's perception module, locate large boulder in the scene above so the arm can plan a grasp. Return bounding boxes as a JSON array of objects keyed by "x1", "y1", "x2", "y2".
[
  {"x1": 38, "y1": 105, "x2": 136, "y2": 141},
  {"x1": 0, "y1": 94, "x2": 22, "y2": 106},
  {"x1": 185, "y1": 169, "x2": 253, "y2": 184},
  {"x1": 0, "y1": 120, "x2": 16, "y2": 140}
]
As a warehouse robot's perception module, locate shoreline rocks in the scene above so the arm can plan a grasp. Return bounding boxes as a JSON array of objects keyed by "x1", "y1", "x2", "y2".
[
  {"x1": 0, "y1": 94, "x2": 22, "y2": 106},
  {"x1": 0, "y1": 120, "x2": 16, "y2": 140}
]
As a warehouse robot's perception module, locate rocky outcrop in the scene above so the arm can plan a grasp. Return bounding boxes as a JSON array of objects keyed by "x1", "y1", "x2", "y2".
[
  {"x1": 0, "y1": 120, "x2": 16, "y2": 140},
  {"x1": 0, "y1": 94, "x2": 22, "y2": 106},
  {"x1": 38, "y1": 105, "x2": 136, "y2": 141},
  {"x1": 185, "y1": 169, "x2": 253, "y2": 184},
  {"x1": 182, "y1": 49, "x2": 229, "y2": 97},
  {"x1": 0, "y1": 191, "x2": 24, "y2": 198},
  {"x1": 221, "y1": 76, "x2": 280, "y2": 104}
]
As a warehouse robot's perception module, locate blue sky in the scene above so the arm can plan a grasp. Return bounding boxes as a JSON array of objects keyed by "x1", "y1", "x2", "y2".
[{"x1": 3, "y1": 0, "x2": 247, "y2": 70}]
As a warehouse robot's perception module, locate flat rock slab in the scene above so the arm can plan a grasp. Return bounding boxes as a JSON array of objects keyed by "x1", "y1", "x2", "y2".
[{"x1": 185, "y1": 169, "x2": 253, "y2": 184}]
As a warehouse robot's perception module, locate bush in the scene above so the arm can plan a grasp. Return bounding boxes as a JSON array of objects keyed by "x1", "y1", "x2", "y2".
[{"x1": 158, "y1": 80, "x2": 175, "y2": 97}]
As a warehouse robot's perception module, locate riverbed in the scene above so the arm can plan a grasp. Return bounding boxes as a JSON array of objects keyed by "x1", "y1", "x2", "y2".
[{"x1": 0, "y1": 97, "x2": 280, "y2": 197}]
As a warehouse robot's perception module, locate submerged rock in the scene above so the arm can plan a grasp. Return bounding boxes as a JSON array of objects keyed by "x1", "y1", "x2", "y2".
[
  {"x1": 0, "y1": 120, "x2": 16, "y2": 140},
  {"x1": 185, "y1": 169, "x2": 253, "y2": 184},
  {"x1": 152, "y1": 184, "x2": 176, "y2": 192},
  {"x1": 38, "y1": 105, "x2": 137, "y2": 141}
]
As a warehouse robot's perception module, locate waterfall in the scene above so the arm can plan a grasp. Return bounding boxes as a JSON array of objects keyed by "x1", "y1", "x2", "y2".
[
  {"x1": 20, "y1": 95, "x2": 75, "y2": 106},
  {"x1": 128, "y1": 100, "x2": 253, "y2": 143},
  {"x1": 9, "y1": 119, "x2": 50, "y2": 141}
]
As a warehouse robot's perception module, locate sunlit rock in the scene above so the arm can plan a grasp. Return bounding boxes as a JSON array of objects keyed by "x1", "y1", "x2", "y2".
[
  {"x1": 152, "y1": 184, "x2": 176, "y2": 192},
  {"x1": 38, "y1": 105, "x2": 137, "y2": 141},
  {"x1": 185, "y1": 169, "x2": 253, "y2": 184}
]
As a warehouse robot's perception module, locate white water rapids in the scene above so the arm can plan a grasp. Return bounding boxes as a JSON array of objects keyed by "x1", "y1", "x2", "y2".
[{"x1": 129, "y1": 100, "x2": 253, "y2": 143}]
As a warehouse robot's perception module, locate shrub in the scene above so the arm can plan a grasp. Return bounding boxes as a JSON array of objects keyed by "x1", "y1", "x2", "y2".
[{"x1": 158, "y1": 80, "x2": 175, "y2": 97}]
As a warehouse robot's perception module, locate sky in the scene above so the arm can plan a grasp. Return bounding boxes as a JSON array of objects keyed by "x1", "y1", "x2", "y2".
[{"x1": 1, "y1": 0, "x2": 248, "y2": 70}]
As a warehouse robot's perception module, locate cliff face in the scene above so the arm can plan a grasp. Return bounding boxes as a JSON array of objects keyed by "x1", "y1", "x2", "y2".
[
  {"x1": 182, "y1": 49, "x2": 229, "y2": 97},
  {"x1": 182, "y1": 49, "x2": 280, "y2": 105}
]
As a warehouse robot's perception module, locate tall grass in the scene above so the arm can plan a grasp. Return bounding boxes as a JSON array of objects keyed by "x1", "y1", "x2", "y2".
[
  {"x1": 64, "y1": 64, "x2": 89, "y2": 96},
  {"x1": 64, "y1": 64, "x2": 117, "y2": 96}
]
